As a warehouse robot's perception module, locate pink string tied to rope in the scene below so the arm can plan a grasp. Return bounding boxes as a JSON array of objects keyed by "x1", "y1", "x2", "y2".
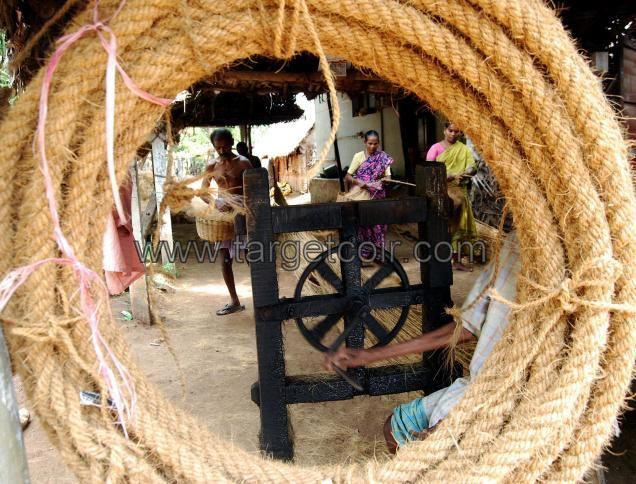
[{"x1": 1, "y1": 0, "x2": 173, "y2": 437}]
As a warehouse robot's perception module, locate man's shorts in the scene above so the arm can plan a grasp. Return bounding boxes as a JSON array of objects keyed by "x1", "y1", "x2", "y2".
[
  {"x1": 390, "y1": 397, "x2": 429, "y2": 447},
  {"x1": 218, "y1": 235, "x2": 247, "y2": 259}
]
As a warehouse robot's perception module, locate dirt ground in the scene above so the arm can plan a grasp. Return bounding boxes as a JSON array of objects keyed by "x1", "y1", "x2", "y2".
[{"x1": 14, "y1": 222, "x2": 635, "y2": 482}]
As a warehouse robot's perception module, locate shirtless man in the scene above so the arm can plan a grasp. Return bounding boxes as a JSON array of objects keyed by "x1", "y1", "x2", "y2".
[{"x1": 202, "y1": 128, "x2": 253, "y2": 315}]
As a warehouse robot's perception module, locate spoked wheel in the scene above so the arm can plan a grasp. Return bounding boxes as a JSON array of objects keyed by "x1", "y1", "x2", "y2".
[{"x1": 294, "y1": 244, "x2": 410, "y2": 352}]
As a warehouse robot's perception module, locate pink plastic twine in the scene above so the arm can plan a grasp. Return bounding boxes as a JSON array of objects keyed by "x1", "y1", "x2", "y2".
[{"x1": 0, "y1": 0, "x2": 173, "y2": 436}]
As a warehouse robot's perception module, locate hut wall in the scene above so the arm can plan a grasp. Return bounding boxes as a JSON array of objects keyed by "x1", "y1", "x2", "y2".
[
  {"x1": 271, "y1": 150, "x2": 308, "y2": 193},
  {"x1": 313, "y1": 93, "x2": 405, "y2": 176}
]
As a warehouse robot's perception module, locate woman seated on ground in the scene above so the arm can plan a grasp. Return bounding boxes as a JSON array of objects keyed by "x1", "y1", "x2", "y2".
[
  {"x1": 344, "y1": 130, "x2": 393, "y2": 261},
  {"x1": 426, "y1": 122, "x2": 477, "y2": 271}
]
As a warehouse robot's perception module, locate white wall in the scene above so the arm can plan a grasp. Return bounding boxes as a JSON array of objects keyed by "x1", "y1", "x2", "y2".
[{"x1": 313, "y1": 93, "x2": 405, "y2": 177}]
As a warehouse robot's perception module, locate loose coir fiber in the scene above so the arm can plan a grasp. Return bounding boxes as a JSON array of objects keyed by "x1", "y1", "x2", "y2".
[{"x1": 1, "y1": 0, "x2": 635, "y2": 482}]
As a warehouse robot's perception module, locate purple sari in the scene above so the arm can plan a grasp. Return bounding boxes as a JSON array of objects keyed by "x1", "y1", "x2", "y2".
[{"x1": 353, "y1": 151, "x2": 393, "y2": 259}]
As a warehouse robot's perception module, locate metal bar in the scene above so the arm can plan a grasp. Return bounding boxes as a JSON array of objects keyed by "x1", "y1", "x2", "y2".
[
  {"x1": 0, "y1": 325, "x2": 30, "y2": 484},
  {"x1": 332, "y1": 365, "x2": 364, "y2": 391}
]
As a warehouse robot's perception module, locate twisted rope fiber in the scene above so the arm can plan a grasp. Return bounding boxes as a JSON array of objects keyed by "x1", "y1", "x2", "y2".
[
  {"x1": 163, "y1": 6, "x2": 616, "y2": 480},
  {"x1": 0, "y1": 1, "x2": 596, "y2": 482},
  {"x1": 152, "y1": 14, "x2": 568, "y2": 480},
  {"x1": 0, "y1": 0, "x2": 634, "y2": 482},
  {"x1": 0, "y1": 1, "x2": 600, "y2": 480},
  {"x1": 456, "y1": 4, "x2": 636, "y2": 480},
  {"x1": 259, "y1": 4, "x2": 615, "y2": 479}
]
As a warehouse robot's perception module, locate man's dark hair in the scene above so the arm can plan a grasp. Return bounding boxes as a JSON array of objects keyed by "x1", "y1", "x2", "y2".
[
  {"x1": 236, "y1": 141, "x2": 248, "y2": 152},
  {"x1": 210, "y1": 128, "x2": 234, "y2": 144}
]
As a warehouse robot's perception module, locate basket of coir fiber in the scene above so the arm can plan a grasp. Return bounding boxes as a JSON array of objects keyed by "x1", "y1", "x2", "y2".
[
  {"x1": 190, "y1": 196, "x2": 236, "y2": 241},
  {"x1": 195, "y1": 216, "x2": 234, "y2": 241}
]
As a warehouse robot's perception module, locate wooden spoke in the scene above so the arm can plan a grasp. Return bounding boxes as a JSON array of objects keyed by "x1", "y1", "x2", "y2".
[
  {"x1": 310, "y1": 313, "x2": 342, "y2": 341},
  {"x1": 361, "y1": 312, "x2": 390, "y2": 342},
  {"x1": 315, "y1": 262, "x2": 344, "y2": 293},
  {"x1": 363, "y1": 264, "x2": 395, "y2": 291}
]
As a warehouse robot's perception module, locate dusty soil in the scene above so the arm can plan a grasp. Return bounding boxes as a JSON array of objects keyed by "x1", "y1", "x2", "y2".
[{"x1": 14, "y1": 222, "x2": 635, "y2": 482}]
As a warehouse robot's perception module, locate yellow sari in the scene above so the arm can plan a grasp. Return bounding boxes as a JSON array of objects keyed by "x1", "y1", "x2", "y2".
[{"x1": 436, "y1": 142, "x2": 477, "y2": 252}]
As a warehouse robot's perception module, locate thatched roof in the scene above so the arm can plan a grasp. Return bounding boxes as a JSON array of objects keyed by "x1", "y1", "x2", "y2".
[
  {"x1": 171, "y1": 90, "x2": 304, "y2": 128},
  {"x1": 1, "y1": 0, "x2": 633, "y2": 130},
  {"x1": 0, "y1": 0, "x2": 88, "y2": 86}
]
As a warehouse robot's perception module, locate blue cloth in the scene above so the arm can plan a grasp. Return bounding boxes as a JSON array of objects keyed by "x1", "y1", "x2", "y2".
[{"x1": 390, "y1": 398, "x2": 429, "y2": 446}]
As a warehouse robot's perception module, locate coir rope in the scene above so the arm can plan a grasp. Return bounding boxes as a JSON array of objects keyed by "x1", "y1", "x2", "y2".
[{"x1": 0, "y1": 0, "x2": 634, "y2": 482}]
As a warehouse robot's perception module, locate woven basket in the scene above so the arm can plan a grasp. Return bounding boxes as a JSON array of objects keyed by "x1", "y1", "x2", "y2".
[{"x1": 195, "y1": 217, "x2": 234, "y2": 241}]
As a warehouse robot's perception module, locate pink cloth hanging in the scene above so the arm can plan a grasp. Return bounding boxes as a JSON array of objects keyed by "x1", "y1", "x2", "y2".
[{"x1": 103, "y1": 174, "x2": 145, "y2": 295}]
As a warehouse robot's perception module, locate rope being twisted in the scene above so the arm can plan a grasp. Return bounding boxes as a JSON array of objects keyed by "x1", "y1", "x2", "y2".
[{"x1": 0, "y1": 0, "x2": 634, "y2": 482}]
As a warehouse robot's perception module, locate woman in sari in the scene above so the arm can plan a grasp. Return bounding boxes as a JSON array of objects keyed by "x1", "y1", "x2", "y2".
[
  {"x1": 344, "y1": 130, "x2": 393, "y2": 261},
  {"x1": 426, "y1": 122, "x2": 477, "y2": 271}
]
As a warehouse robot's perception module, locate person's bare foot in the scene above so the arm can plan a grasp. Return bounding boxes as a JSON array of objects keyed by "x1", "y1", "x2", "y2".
[{"x1": 453, "y1": 261, "x2": 473, "y2": 272}]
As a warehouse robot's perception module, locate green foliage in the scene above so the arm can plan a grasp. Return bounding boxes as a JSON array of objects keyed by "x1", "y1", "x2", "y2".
[
  {"x1": 0, "y1": 30, "x2": 12, "y2": 88},
  {"x1": 174, "y1": 127, "x2": 212, "y2": 176},
  {"x1": 174, "y1": 126, "x2": 241, "y2": 176}
]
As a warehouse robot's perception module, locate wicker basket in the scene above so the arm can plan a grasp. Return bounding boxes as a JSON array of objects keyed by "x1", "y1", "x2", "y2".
[{"x1": 195, "y1": 217, "x2": 234, "y2": 241}]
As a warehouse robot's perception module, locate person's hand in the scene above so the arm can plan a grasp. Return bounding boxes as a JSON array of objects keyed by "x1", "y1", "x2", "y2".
[
  {"x1": 409, "y1": 424, "x2": 438, "y2": 441},
  {"x1": 365, "y1": 181, "x2": 383, "y2": 191},
  {"x1": 215, "y1": 199, "x2": 231, "y2": 212},
  {"x1": 353, "y1": 178, "x2": 366, "y2": 189},
  {"x1": 447, "y1": 174, "x2": 456, "y2": 182},
  {"x1": 322, "y1": 347, "x2": 372, "y2": 371}
]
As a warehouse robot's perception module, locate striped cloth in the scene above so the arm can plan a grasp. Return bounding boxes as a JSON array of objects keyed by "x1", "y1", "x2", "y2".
[{"x1": 391, "y1": 232, "x2": 520, "y2": 446}]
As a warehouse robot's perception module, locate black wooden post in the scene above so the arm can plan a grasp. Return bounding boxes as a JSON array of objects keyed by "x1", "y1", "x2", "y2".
[
  {"x1": 327, "y1": 95, "x2": 345, "y2": 192},
  {"x1": 416, "y1": 163, "x2": 455, "y2": 391},
  {"x1": 244, "y1": 168, "x2": 293, "y2": 460},
  {"x1": 339, "y1": 203, "x2": 365, "y2": 386},
  {"x1": 397, "y1": 97, "x2": 419, "y2": 188}
]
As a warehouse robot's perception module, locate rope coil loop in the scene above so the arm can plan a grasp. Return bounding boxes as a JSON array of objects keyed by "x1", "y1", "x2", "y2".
[
  {"x1": 271, "y1": 0, "x2": 301, "y2": 59},
  {"x1": 0, "y1": 0, "x2": 634, "y2": 482},
  {"x1": 491, "y1": 257, "x2": 636, "y2": 316}
]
